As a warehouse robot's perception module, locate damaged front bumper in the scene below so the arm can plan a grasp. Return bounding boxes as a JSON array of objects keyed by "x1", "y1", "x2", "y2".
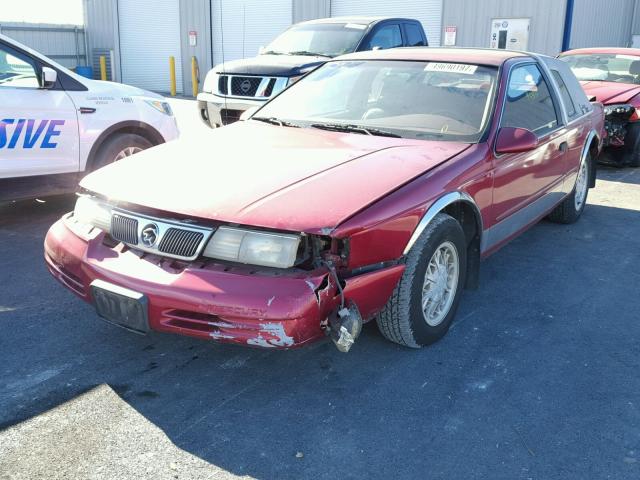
[{"x1": 44, "y1": 216, "x2": 404, "y2": 350}]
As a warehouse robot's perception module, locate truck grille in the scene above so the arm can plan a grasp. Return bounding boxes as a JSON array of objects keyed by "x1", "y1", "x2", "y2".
[
  {"x1": 217, "y1": 75, "x2": 285, "y2": 99},
  {"x1": 158, "y1": 228, "x2": 204, "y2": 259},
  {"x1": 111, "y1": 214, "x2": 138, "y2": 245}
]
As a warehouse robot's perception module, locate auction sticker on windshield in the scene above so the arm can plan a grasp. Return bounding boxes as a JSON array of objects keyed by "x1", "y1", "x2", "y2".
[{"x1": 424, "y1": 63, "x2": 478, "y2": 75}]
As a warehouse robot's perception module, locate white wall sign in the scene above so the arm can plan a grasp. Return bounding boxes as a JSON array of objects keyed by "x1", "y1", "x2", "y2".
[
  {"x1": 490, "y1": 18, "x2": 530, "y2": 51},
  {"x1": 444, "y1": 26, "x2": 457, "y2": 46},
  {"x1": 189, "y1": 31, "x2": 197, "y2": 47}
]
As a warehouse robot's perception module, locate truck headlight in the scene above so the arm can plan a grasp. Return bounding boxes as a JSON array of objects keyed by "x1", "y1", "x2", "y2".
[
  {"x1": 145, "y1": 100, "x2": 173, "y2": 116},
  {"x1": 203, "y1": 226, "x2": 300, "y2": 268},
  {"x1": 73, "y1": 196, "x2": 112, "y2": 232}
]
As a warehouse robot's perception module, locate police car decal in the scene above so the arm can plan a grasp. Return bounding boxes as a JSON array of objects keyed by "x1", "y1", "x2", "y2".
[{"x1": 0, "y1": 119, "x2": 65, "y2": 149}]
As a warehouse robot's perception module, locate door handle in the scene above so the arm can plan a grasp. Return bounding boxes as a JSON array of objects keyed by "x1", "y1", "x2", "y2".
[
  {"x1": 559, "y1": 141, "x2": 568, "y2": 153},
  {"x1": 79, "y1": 107, "x2": 96, "y2": 114}
]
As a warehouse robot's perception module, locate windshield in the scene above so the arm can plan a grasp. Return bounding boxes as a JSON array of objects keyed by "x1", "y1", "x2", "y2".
[
  {"x1": 255, "y1": 60, "x2": 499, "y2": 142},
  {"x1": 263, "y1": 23, "x2": 367, "y2": 58},
  {"x1": 561, "y1": 53, "x2": 640, "y2": 83}
]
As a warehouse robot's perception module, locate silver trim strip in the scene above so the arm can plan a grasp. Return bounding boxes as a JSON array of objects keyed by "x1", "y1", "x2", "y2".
[
  {"x1": 403, "y1": 191, "x2": 483, "y2": 255},
  {"x1": 111, "y1": 208, "x2": 214, "y2": 261}
]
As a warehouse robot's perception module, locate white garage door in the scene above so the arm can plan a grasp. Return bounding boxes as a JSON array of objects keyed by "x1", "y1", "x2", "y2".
[
  {"x1": 212, "y1": 0, "x2": 292, "y2": 65},
  {"x1": 118, "y1": 0, "x2": 183, "y2": 93},
  {"x1": 330, "y1": 0, "x2": 443, "y2": 46}
]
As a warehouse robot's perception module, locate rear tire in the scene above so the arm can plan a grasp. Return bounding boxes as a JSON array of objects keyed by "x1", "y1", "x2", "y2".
[
  {"x1": 91, "y1": 133, "x2": 153, "y2": 171},
  {"x1": 548, "y1": 152, "x2": 591, "y2": 224},
  {"x1": 377, "y1": 213, "x2": 467, "y2": 348}
]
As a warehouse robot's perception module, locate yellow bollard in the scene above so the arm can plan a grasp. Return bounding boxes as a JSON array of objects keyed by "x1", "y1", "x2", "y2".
[
  {"x1": 99, "y1": 55, "x2": 107, "y2": 81},
  {"x1": 169, "y1": 56, "x2": 177, "y2": 97},
  {"x1": 191, "y1": 56, "x2": 199, "y2": 97}
]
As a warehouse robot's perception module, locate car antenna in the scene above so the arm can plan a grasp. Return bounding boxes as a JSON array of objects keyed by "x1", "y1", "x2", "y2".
[{"x1": 219, "y1": 0, "x2": 227, "y2": 117}]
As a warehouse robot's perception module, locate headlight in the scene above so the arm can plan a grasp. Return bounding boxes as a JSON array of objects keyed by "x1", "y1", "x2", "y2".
[
  {"x1": 203, "y1": 226, "x2": 300, "y2": 268},
  {"x1": 73, "y1": 196, "x2": 112, "y2": 232},
  {"x1": 145, "y1": 100, "x2": 173, "y2": 116},
  {"x1": 202, "y1": 69, "x2": 219, "y2": 94},
  {"x1": 287, "y1": 75, "x2": 303, "y2": 86}
]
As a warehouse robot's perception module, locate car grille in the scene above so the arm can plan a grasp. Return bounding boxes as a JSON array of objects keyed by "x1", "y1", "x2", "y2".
[
  {"x1": 217, "y1": 75, "x2": 283, "y2": 99},
  {"x1": 158, "y1": 228, "x2": 204, "y2": 259},
  {"x1": 220, "y1": 108, "x2": 243, "y2": 125},
  {"x1": 111, "y1": 214, "x2": 138, "y2": 245},
  {"x1": 109, "y1": 210, "x2": 213, "y2": 261}
]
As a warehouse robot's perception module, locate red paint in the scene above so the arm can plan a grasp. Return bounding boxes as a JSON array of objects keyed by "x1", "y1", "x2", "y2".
[
  {"x1": 494, "y1": 127, "x2": 539, "y2": 154},
  {"x1": 46, "y1": 49, "x2": 605, "y2": 349}
]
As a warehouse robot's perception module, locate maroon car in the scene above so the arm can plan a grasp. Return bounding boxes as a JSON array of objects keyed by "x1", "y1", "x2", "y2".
[
  {"x1": 560, "y1": 48, "x2": 640, "y2": 166},
  {"x1": 45, "y1": 48, "x2": 605, "y2": 352}
]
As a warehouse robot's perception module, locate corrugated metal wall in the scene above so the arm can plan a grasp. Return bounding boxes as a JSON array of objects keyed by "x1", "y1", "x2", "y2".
[
  {"x1": 0, "y1": 22, "x2": 87, "y2": 69},
  {"x1": 179, "y1": 0, "x2": 213, "y2": 96},
  {"x1": 293, "y1": 0, "x2": 330, "y2": 22},
  {"x1": 83, "y1": 0, "x2": 120, "y2": 81},
  {"x1": 570, "y1": 0, "x2": 635, "y2": 48},
  {"x1": 442, "y1": 0, "x2": 567, "y2": 55}
]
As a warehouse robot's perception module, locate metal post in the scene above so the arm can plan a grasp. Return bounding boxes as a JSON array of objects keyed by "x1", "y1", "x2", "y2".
[
  {"x1": 74, "y1": 26, "x2": 80, "y2": 67},
  {"x1": 169, "y1": 56, "x2": 177, "y2": 96},
  {"x1": 561, "y1": 0, "x2": 575, "y2": 52},
  {"x1": 100, "y1": 55, "x2": 107, "y2": 81},
  {"x1": 191, "y1": 56, "x2": 199, "y2": 97}
]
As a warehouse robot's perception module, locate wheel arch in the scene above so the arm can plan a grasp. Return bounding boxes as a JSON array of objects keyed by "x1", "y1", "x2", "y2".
[
  {"x1": 403, "y1": 192, "x2": 483, "y2": 290},
  {"x1": 85, "y1": 121, "x2": 165, "y2": 172},
  {"x1": 583, "y1": 129, "x2": 599, "y2": 188}
]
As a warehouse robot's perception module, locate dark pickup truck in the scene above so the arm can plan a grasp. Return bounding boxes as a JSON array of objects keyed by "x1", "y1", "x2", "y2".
[{"x1": 197, "y1": 16, "x2": 428, "y2": 127}]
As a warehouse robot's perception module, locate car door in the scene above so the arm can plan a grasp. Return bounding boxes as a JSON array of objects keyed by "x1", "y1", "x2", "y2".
[
  {"x1": 489, "y1": 62, "x2": 569, "y2": 241},
  {"x1": 0, "y1": 41, "x2": 79, "y2": 179},
  {"x1": 361, "y1": 23, "x2": 403, "y2": 51}
]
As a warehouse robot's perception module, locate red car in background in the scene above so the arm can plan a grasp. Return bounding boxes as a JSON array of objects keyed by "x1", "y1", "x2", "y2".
[
  {"x1": 45, "y1": 48, "x2": 604, "y2": 352},
  {"x1": 560, "y1": 48, "x2": 640, "y2": 166}
]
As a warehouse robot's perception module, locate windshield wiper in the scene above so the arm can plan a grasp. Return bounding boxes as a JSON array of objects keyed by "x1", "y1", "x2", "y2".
[
  {"x1": 310, "y1": 123, "x2": 401, "y2": 138},
  {"x1": 287, "y1": 50, "x2": 332, "y2": 58},
  {"x1": 252, "y1": 116, "x2": 300, "y2": 128}
]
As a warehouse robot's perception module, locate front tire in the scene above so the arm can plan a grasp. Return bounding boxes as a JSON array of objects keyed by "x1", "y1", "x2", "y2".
[
  {"x1": 91, "y1": 133, "x2": 153, "y2": 171},
  {"x1": 377, "y1": 213, "x2": 467, "y2": 348},
  {"x1": 548, "y1": 152, "x2": 591, "y2": 224}
]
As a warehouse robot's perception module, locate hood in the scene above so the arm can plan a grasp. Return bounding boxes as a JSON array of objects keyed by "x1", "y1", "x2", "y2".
[
  {"x1": 216, "y1": 55, "x2": 327, "y2": 76},
  {"x1": 83, "y1": 78, "x2": 164, "y2": 99},
  {"x1": 580, "y1": 80, "x2": 640, "y2": 104},
  {"x1": 80, "y1": 122, "x2": 470, "y2": 234}
]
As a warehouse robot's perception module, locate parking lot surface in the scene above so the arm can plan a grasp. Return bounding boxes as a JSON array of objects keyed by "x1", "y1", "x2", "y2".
[{"x1": 1, "y1": 118, "x2": 639, "y2": 478}]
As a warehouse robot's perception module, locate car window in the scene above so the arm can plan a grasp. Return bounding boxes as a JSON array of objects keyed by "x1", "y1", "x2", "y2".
[
  {"x1": 551, "y1": 69, "x2": 578, "y2": 120},
  {"x1": 366, "y1": 24, "x2": 402, "y2": 50},
  {"x1": 561, "y1": 53, "x2": 640, "y2": 83},
  {"x1": 0, "y1": 44, "x2": 39, "y2": 89},
  {"x1": 502, "y1": 64, "x2": 559, "y2": 137},
  {"x1": 405, "y1": 23, "x2": 425, "y2": 46}
]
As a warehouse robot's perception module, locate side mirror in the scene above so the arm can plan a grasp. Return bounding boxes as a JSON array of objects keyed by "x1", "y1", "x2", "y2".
[
  {"x1": 240, "y1": 106, "x2": 260, "y2": 121},
  {"x1": 40, "y1": 67, "x2": 57, "y2": 89},
  {"x1": 372, "y1": 46, "x2": 383, "y2": 51},
  {"x1": 495, "y1": 127, "x2": 538, "y2": 154}
]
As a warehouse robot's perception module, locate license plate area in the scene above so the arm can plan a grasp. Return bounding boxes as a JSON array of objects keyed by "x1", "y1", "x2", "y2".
[{"x1": 90, "y1": 279, "x2": 149, "y2": 334}]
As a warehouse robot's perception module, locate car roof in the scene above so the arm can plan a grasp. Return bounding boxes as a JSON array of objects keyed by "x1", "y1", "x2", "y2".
[
  {"x1": 336, "y1": 47, "x2": 530, "y2": 67},
  {"x1": 298, "y1": 16, "x2": 417, "y2": 26},
  {"x1": 560, "y1": 47, "x2": 640, "y2": 57}
]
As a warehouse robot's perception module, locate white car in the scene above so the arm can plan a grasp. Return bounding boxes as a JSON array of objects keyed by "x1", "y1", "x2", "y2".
[{"x1": 0, "y1": 34, "x2": 179, "y2": 202}]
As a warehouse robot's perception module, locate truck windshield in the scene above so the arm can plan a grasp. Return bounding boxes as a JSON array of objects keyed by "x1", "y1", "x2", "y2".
[
  {"x1": 263, "y1": 23, "x2": 368, "y2": 58},
  {"x1": 256, "y1": 60, "x2": 498, "y2": 142},
  {"x1": 561, "y1": 53, "x2": 640, "y2": 83}
]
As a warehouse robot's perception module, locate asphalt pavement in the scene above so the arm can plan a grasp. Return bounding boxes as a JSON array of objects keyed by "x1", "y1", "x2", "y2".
[{"x1": 1, "y1": 106, "x2": 639, "y2": 479}]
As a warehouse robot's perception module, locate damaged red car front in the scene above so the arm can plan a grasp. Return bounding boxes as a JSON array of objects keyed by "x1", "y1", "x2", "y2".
[
  {"x1": 560, "y1": 48, "x2": 640, "y2": 166},
  {"x1": 45, "y1": 48, "x2": 604, "y2": 352}
]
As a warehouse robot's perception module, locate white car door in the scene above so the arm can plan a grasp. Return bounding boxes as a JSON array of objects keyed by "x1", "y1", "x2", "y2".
[{"x1": 0, "y1": 40, "x2": 79, "y2": 179}]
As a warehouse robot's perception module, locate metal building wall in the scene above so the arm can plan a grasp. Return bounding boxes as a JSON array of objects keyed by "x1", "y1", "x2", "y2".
[
  {"x1": 570, "y1": 0, "x2": 635, "y2": 48},
  {"x1": 0, "y1": 22, "x2": 87, "y2": 69},
  {"x1": 83, "y1": 0, "x2": 121, "y2": 81},
  {"x1": 179, "y1": 0, "x2": 213, "y2": 96},
  {"x1": 442, "y1": 0, "x2": 568, "y2": 55},
  {"x1": 293, "y1": 0, "x2": 330, "y2": 22}
]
